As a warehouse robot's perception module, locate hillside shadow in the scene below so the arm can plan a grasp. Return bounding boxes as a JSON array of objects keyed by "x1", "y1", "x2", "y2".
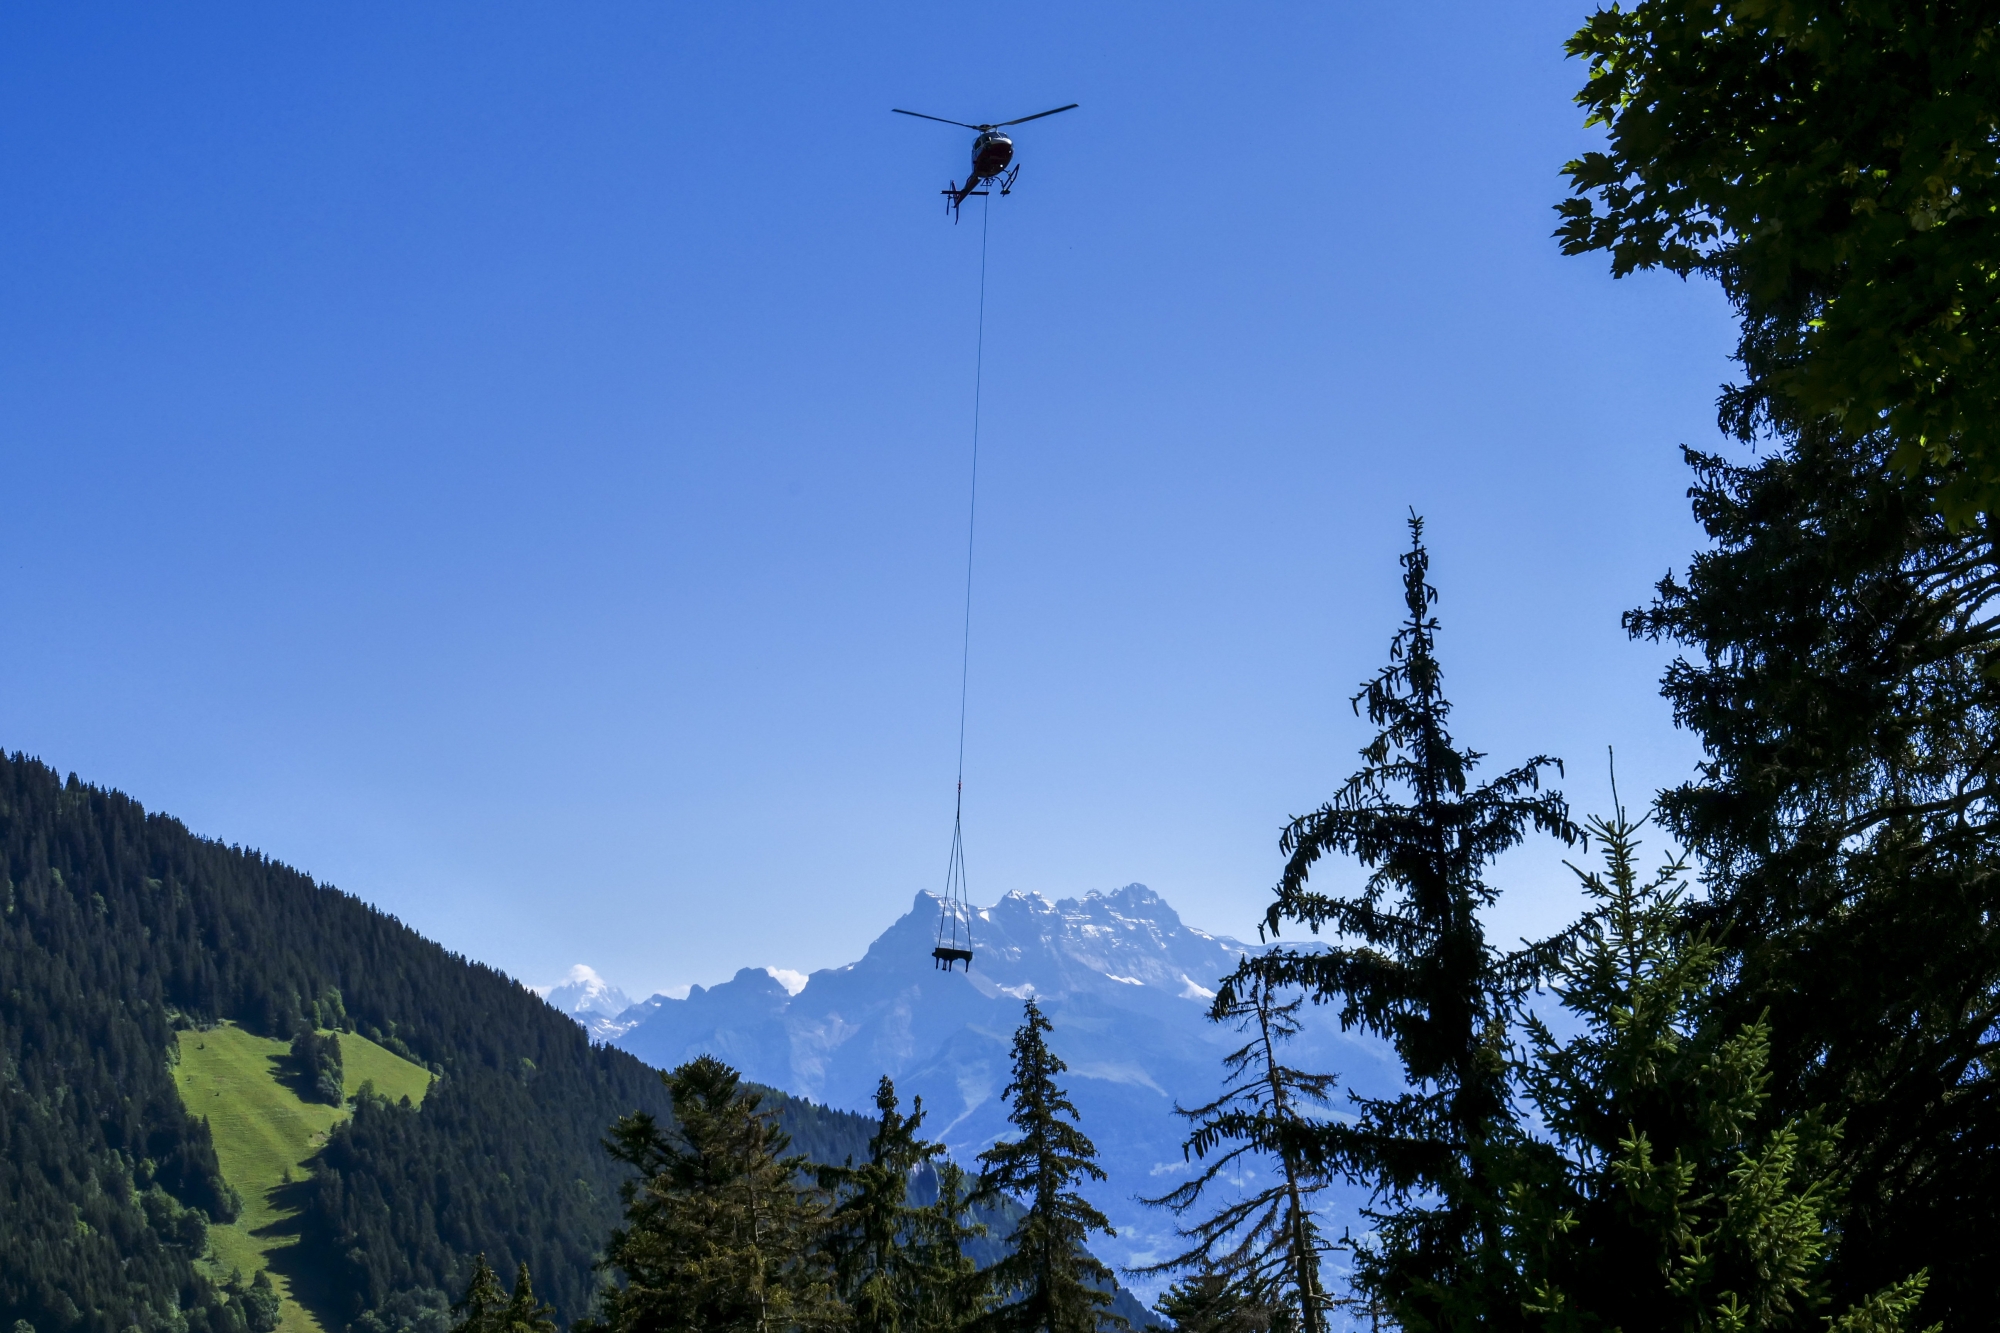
[
  {"x1": 254, "y1": 1175, "x2": 346, "y2": 1330},
  {"x1": 262, "y1": 1046, "x2": 327, "y2": 1105}
]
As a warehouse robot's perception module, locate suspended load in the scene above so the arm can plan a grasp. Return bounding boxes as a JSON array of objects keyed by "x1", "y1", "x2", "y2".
[
  {"x1": 897, "y1": 102, "x2": 1076, "y2": 973},
  {"x1": 934, "y1": 787, "x2": 973, "y2": 972}
]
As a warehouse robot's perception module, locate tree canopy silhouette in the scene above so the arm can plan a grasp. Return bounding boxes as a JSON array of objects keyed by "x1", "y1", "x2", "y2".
[
  {"x1": 975, "y1": 1000, "x2": 1123, "y2": 1333},
  {"x1": 1225, "y1": 515, "x2": 1580, "y2": 1333}
]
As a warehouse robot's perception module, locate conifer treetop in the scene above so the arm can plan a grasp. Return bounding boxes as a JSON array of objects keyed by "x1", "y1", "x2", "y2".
[{"x1": 976, "y1": 1000, "x2": 1124, "y2": 1333}]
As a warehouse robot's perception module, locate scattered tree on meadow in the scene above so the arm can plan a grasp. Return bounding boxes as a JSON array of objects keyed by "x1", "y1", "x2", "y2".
[
  {"x1": 1136, "y1": 974, "x2": 1336, "y2": 1333},
  {"x1": 975, "y1": 999, "x2": 1124, "y2": 1333},
  {"x1": 818, "y1": 1076, "x2": 988, "y2": 1333},
  {"x1": 1500, "y1": 783, "x2": 1933, "y2": 1333},
  {"x1": 583, "y1": 1055, "x2": 840, "y2": 1333},
  {"x1": 1225, "y1": 515, "x2": 1581, "y2": 1333},
  {"x1": 236, "y1": 1269, "x2": 282, "y2": 1333},
  {"x1": 291, "y1": 1027, "x2": 345, "y2": 1105}
]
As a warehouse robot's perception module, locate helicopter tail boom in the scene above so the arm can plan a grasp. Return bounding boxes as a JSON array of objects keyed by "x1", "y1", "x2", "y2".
[{"x1": 941, "y1": 165, "x2": 1018, "y2": 220}]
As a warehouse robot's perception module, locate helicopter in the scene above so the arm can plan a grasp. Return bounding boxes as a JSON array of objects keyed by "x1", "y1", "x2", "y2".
[{"x1": 891, "y1": 103, "x2": 1078, "y2": 218}]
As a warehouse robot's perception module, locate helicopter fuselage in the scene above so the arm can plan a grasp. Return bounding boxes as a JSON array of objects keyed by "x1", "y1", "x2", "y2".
[
  {"x1": 969, "y1": 130, "x2": 1014, "y2": 183},
  {"x1": 942, "y1": 131, "x2": 1017, "y2": 215}
]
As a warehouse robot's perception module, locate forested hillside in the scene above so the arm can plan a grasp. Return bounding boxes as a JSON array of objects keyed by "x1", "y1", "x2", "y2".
[{"x1": 0, "y1": 753, "x2": 872, "y2": 1333}]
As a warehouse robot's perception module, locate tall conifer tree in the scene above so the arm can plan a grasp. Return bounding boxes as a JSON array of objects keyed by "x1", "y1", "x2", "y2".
[
  {"x1": 1149, "y1": 1270, "x2": 1279, "y2": 1333},
  {"x1": 1500, "y1": 786, "x2": 1932, "y2": 1333},
  {"x1": 819, "y1": 1077, "x2": 986, "y2": 1333},
  {"x1": 903, "y1": 1159, "x2": 992, "y2": 1333},
  {"x1": 584, "y1": 1055, "x2": 840, "y2": 1333},
  {"x1": 1137, "y1": 975, "x2": 1336, "y2": 1333},
  {"x1": 451, "y1": 1255, "x2": 508, "y2": 1333},
  {"x1": 1623, "y1": 427, "x2": 2000, "y2": 1325},
  {"x1": 976, "y1": 1000, "x2": 1123, "y2": 1333},
  {"x1": 1555, "y1": 7, "x2": 2000, "y2": 1318},
  {"x1": 1228, "y1": 515, "x2": 1580, "y2": 1333},
  {"x1": 452, "y1": 1256, "x2": 559, "y2": 1333},
  {"x1": 500, "y1": 1263, "x2": 560, "y2": 1333}
]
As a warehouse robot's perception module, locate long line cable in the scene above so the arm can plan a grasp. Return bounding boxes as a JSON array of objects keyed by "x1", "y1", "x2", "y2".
[
  {"x1": 956, "y1": 194, "x2": 991, "y2": 792},
  {"x1": 937, "y1": 194, "x2": 991, "y2": 965}
]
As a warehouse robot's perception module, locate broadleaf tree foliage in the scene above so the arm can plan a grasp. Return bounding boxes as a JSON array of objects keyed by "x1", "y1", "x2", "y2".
[
  {"x1": 1501, "y1": 780, "x2": 1932, "y2": 1333},
  {"x1": 1224, "y1": 516, "x2": 1581, "y2": 1333},
  {"x1": 1558, "y1": 0, "x2": 2000, "y2": 518},
  {"x1": 1136, "y1": 973, "x2": 1337, "y2": 1333},
  {"x1": 975, "y1": 999, "x2": 1125, "y2": 1333}
]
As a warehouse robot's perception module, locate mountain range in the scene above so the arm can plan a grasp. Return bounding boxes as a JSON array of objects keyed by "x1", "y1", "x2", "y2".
[{"x1": 560, "y1": 884, "x2": 1397, "y2": 1296}]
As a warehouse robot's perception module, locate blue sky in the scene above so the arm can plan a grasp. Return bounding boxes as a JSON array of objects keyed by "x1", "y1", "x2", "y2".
[{"x1": 0, "y1": 2, "x2": 1734, "y2": 997}]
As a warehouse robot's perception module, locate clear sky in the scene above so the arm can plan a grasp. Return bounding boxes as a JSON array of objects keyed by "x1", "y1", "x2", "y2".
[{"x1": 0, "y1": 2, "x2": 1735, "y2": 998}]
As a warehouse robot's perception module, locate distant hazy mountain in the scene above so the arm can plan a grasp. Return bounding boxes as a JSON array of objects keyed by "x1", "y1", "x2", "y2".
[
  {"x1": 536, "y1": 963, "x2": 639, "y2": 1041},
  {"x1": 609, "y1": 884, "x2": 1396, "y2": 1293}
]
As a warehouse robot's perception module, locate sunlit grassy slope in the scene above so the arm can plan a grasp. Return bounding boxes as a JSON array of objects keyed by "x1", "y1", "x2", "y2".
[{"x1": 174, "y1": 1024, "x2": 432, "y2": 1333}]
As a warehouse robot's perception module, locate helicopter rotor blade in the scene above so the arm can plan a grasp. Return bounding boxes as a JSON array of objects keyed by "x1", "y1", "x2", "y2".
[
  {"x1": 991, "y1": 103, "x2": 1079, "y2": 128},
  {"x1": 891, "y1": 108, "x2": 988, "y2": 130}
]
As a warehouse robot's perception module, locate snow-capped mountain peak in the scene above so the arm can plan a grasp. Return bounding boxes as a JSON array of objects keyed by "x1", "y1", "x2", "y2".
[
  {"x1": 607, "y1": 883, "x2": 1392, "y2": 1293},
  {"x1": 536, "y1": 964, "x2": 637, "y2": 1040}
]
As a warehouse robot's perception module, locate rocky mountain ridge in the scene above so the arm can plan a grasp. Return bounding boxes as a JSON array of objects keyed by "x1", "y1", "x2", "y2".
[{"x1": 550, "y1": 884, "x2": 1392, "y2": 1293}]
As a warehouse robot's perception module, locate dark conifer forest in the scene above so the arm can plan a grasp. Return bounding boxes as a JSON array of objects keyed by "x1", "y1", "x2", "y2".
[{"x1": 0, "y1": 752, "x2": 873, "y2": 1333}]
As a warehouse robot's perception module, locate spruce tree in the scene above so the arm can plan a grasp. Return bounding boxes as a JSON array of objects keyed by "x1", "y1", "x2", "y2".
[
  {"x1": 497, "y1": 1263, "x2": 560, "y2": 1333},
  {"x1": 903, "y1": 1159, "x2": 992, "y2": 1333},
  {"x1": 584, "y1": 1055, "x2": 840, "y2": 1333},
  {"x1": 451, "y1": 1255, "x2": 508, "y2": 1333},
  {"x1": 818, "y1": 1076, "x2": 984, "y2": 1333},
  {"x1": 1227, "y1": 515, "x2": 1580, "y2": 1333},
  {"x1": 1137, "y1": 975, "x2": 1336, "y2": 1333},
  {"x1": 976, "y1": 999, "x2": 1123, "y2": 1333},
  {"x1": 1501, "y1": 786, "x2": 1932, "y2": 1333},
  {"x1": 1626, "y1": 426, "x2": 2000, "y2": 1325},
  {"x1": 1149, "y1": 1270, "x2": 1278, "y2": 1333},
  {"x1": 1558, "y1": 7, "x2": 2000, "y2": 1311}
]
